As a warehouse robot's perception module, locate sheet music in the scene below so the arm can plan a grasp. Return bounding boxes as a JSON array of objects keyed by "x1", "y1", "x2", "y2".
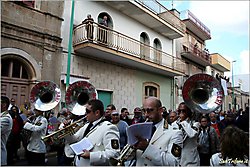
[
  {"x1": 70, "y1": 137, "x2": 93, "y2": 155},
  {"x1": 126, "y1": 122, "x2": 153, "y2": 145}
]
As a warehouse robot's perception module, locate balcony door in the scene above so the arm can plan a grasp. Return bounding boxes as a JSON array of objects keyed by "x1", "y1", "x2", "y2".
[
  {"x1": 153, "y1": 38, "x2": 162, "y2": 64},
  {"x1": 140, "y1": 32, "x2": 150, "y2": 60},
  {"x1": 97, "y1": 13, "x2": 113, "y2": 45}
]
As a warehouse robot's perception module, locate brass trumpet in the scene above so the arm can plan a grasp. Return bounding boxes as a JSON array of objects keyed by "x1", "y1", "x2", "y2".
[
  {"x1": 109, "y1": 144, "x2": 136, "y2": 166},
  {"x1": 42, "y1": 116, "x2": 87, "y2": 143},
  {"x1": 110, "y1": 119, "x2": 149, "y2": 166}
]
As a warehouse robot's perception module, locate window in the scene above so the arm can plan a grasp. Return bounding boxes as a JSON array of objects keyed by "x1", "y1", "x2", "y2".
[
  {"x1": 143, "y1": 82, "x2": 160, "y2": 99},
  {"x1": 1, "y1": 57, "x2": 29, "y2": 79}
]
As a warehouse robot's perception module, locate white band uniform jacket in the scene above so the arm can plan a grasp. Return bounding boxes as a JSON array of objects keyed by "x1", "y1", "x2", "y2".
[
  {"x1": 1, "y1": 111, "x2": 13, "y2": 165},
  {"x1": 65, "y1": 118, "x2": 120, "y2": 166},
  {"x1": 23, "y1": 115, "x2": 48, "y2": 153},
  {"x1": 172, "y1": 119, "x2": 200, "y2": 166},
  {"x1": 136, "y1": 119, "x2": 183, "y2": 166}
]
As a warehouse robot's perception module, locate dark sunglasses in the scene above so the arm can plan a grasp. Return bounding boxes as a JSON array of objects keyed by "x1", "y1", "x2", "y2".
[
  {"x1": 86, "y1": 108, "x2": 92, "y2": 114},
  {"x1": 112, "y1": 114, "x2": 119, "y2": 116}
]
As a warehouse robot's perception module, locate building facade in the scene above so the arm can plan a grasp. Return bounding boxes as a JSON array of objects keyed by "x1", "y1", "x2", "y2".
[
  {"x1": 1, "y1": 1, "x2": 64, "y2": 107},
  {"x1": 60, "y1": 0, "x2": 186, "y2": 111}
]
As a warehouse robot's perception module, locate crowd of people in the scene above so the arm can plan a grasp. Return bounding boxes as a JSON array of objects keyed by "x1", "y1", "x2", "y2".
[{"x1": 1, "y1": 95, "x2": 249, "y2": 166}]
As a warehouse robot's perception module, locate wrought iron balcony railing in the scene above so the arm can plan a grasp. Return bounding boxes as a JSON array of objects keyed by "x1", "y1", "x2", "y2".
[{"x1": 73, "y1": 22, "x2": 185, "y2": 74}]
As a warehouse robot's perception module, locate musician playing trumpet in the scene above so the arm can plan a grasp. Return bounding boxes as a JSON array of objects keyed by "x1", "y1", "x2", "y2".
[
  {"x1": 134, "y1": 97, "x2": 183, "y2": 166},
  {"x1": 64, "y1": 99, "x2": 120, "y2": 166},
  {"x1": 58, "y1": 110, "x2": 86, "y2": 165},
  {"x1": 172, "y1": 102, "x2": 200, "y2": 166}
]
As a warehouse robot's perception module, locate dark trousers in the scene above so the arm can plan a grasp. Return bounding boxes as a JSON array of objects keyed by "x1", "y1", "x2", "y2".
[
  {"x1": 199, "y1": 153, "x2": 211, "y2": 166},
  {"x1": 27, "y1": 150, "x2": 45, "y2": 165}
]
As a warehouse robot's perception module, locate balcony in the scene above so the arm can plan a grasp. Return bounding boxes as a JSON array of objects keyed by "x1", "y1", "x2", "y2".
[
  {"x1": 102, "y1": 0, "x2": 185, "y2": 39},
  {"x1": 181, "y1": 42, "x2": 211, "y2": 66},
  {"x1": 180, "y1": 10, "x2": 211, "y2": 40},
  {"x1": 73, "y1": 22, "x2": 186, "y2": 77},
  {"x1": 210, "y1": 53, "x2": 230, "y2": 72}
]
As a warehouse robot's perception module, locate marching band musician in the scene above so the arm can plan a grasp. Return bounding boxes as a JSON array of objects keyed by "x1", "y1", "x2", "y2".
[
  {"x1": 1, "y1": 96, "x2": 13, "y2": 166},
  {"x1": 172, "y1": 102, "x2": 200, "y2": 166},
  {"x1": 64, "y1": 99, "x2": 120, "y2": 166},
  {"x1": 23, "y1": 108, "x2": 48, "y2": 165},
  {"x1": 58, "y1": 110, "x2": 85, "y2": 165},
  {"x1": 135, "y1": 96, "x2": 183, "y2": 166}
]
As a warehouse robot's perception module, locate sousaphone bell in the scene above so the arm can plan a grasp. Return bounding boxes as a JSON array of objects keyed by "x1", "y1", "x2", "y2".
[
  {"x1": 65, "y1": 81, "x2": 97, "y2": 115},
  {"x1": 30, "y1": 81, "x2": 61, "y2": 111},
  {"x1": 182, "y1": 73, "x2": 224, "y2": 114}
]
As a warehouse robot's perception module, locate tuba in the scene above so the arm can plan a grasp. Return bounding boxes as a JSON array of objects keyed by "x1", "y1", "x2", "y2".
[
  {"x1": 182, "y1": 73, "x2": 224, "y2": 114},
  {"x1": 42, "y1": 81, "x2": 97, "y2": 143},
  {"x1": 30, "y1": 81, "x2": 61, "y2": 111},
  {"x1": 21, "y1": 81, "x2": 61, "y2": 143}
]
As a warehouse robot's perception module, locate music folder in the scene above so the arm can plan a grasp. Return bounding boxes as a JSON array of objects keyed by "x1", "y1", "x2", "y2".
[
  {"x1": 126, "y1": 122, "x2": 153, "y2": 145},
  {"x1": 70, "y1": 137, "x2": 93, "y2": 155}
]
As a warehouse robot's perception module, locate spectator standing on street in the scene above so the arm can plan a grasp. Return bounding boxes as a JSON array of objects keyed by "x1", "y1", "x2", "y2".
[
  {"x1": 19, "y1": 99, "x2": 31, "y2": 115},
  {"x1": 169, "y1": 110, "x2": 178, "y2": 125},
  {"x1": 197, "y1": 116, "x2": 220, "y2": 166},
  {"x1": 120, "y1": 107, "x2": 131, "y2": 125},
  {"x1": 111, "y1": 110, "x2": 128, "y2": 150},
  {"x1": 208, "y1": 111, "x2": 225, "y2": 138},
  {"x1": 8, "y1": 98, "x2": 20, "y2": 113},
  {"x1": 131, "y1": 107, "x2": 145, "y2": 124},
  {"x1": 105, "y1": 104, "x2": 116, "y2": 122},
  {"x1": 7, "y1": 105, "x2": 24, "y2": 165},
  {"x1": 1, "y1": 96, "x2": 13, "y2": 166},
  {"x1": 210, "y1": 126, "x2": 249, "y2": 166},
  {"x1": 235, "y1": 106, "x2": 249, "y2": 133}
]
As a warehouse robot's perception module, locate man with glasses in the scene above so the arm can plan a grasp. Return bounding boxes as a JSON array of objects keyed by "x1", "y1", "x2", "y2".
[
  {"x1": 64, "y1": 99, "x2": 120, "y2": 166},
  {"x1": 134, "y1": 96, "x2": 183, "y2": 166}
]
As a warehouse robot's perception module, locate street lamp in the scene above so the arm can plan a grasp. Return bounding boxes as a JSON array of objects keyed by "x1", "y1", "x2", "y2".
[{"x1": 232, "y1": 60, "x2": 236, "y2": 110}]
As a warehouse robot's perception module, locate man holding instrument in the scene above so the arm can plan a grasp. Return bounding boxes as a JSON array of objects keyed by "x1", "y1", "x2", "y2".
[
  {"x1": 64, "y1": 99, "x2": 120, "y2": 166},
  {"x1": 134, "y1": 96, "x2": 183, "y2": 166}
]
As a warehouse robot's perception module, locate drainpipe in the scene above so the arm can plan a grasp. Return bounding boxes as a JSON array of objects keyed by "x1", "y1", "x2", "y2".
[{"x1": 66, "y1": 0, "x2": 75, "y2": 89}]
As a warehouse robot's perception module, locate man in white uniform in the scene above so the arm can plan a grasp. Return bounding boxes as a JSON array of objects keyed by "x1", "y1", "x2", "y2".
[
  {"x1": 65, "y1": 99, "x2": 120, "y2": 166},
  {"x1": 135, "y1": 97, "x2": 183, "y2": 166},
  {"x1": 1, "y1": 96, "x2": 13, "y2": 166}
]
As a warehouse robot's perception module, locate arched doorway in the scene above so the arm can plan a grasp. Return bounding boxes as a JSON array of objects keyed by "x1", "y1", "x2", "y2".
[
  {"x1": 140, "y1": 32, "x2": 150, "y2": 60},
  {"x1": 1, "y1": 48, "x2": 40, "y2": 107},
  {"x1": 97, "y1": 12, "x2": 113, "y2": 29},
  {"x1": 153, "y1": 38, "x2": 162, "y2": 64},
  {"x1": 97, "y1": 12, "x2": 113, "y2": 44}
]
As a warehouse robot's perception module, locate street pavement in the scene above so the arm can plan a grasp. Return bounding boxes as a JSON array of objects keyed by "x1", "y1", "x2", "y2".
[{"x1": 11, "y1": 145, "x2": 58, "y2": 166}]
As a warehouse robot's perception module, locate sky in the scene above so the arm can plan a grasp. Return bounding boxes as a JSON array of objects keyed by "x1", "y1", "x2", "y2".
[{"x1": 161, "y1": 1, "x2": 249, "y2": 91}]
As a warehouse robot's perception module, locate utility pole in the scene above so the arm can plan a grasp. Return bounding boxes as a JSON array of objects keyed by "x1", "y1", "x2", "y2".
[{"x1": 231, "y1": 60, "x2": 236, "y2": 110}]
